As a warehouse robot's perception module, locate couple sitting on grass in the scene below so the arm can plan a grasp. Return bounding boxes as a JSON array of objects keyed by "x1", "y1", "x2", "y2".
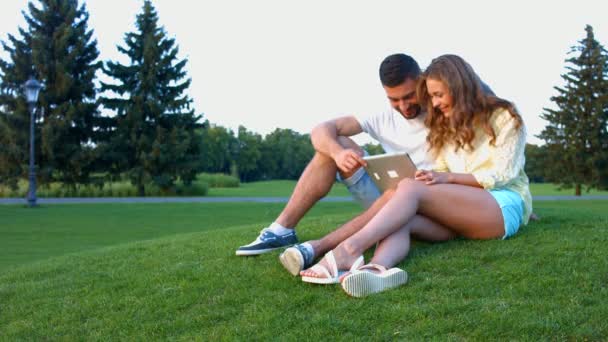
[{"x1": 236, "y1": 53, "x2": 532, "y2": 297}]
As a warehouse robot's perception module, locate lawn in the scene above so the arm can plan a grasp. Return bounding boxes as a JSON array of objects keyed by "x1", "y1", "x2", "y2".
[
  {"x1": 208, "y1": 181, "x2": 608, "y2": 197},
  {"x1": 1, "y1": 200, "x2": 607, "y2": 339},
  {"x1": 528, "y1": 182, "x2": 608, "y2": 196},
  {"x1": 0, "y1": 202, "x2": 360, "y2": 271},
  {"x1": 3, "y1": 178, "x2": 607, "y2": 198},
  {"x1": 207, "y1": 180, "x2": 352, "y2": 197}
]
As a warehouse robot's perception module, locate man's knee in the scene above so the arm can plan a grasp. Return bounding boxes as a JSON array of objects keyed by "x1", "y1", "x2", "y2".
[
  {"x1": 335, "y1": 136, "x2": 365, "y2": 180},
  {"x1": 310, "y1": 150, "x2": 332, "y2": 164},
  {"x1": 310, "y1": 136, "x2": 363, "y2": 170},
  {"x1": 337, "y1": 136, "x2": 364, "y2": 156}
]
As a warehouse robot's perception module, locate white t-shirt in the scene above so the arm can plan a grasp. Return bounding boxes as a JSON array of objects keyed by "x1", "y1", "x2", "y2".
[{"x1": 355, "y1": 109, "x2": 435, "y2": 170}]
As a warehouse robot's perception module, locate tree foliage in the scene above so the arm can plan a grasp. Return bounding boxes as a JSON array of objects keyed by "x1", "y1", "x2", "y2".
[
  {"x1": 524, "y1": 144, "x2": 548, "y2": 183},
  {"x1": 235, "y1": 126, "x2": 263, "y2": 182},
  {"x1": 538, "y1": 25, "x2": 608, "y2": 195},
  {"x1": 0, "y1": 0, "x2": 101, "y2": 188},
  {"x1": 197, "y1": 125, "x2": 315, "y2": 182},
  {"x1": 198, "y1": 122, "x2": 238, "y2": 175},
  {"x1": 260, "y1": 128, "x2": 314, "y2": 180},
  {"x1": 100, "y1": 0, "x2": 202, "y2": 195},
  {"x1": 362, "y1": 142, "x2": 384, "y2": 156}
]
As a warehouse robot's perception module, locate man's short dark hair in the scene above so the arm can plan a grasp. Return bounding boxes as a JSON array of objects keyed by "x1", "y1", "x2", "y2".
[{"x1": 379, "y1": 53, "x2": 421, "y2": 87}]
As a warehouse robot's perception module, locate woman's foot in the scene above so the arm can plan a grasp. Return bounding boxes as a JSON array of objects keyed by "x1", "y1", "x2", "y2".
[{"x1": 300, "y1": 249, "x2": 364, "y2": 284}]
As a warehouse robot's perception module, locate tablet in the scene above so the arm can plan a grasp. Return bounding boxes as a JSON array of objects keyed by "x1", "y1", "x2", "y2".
[{"x1": 363, "y1": 152, "x2": 417, "y2": 192}]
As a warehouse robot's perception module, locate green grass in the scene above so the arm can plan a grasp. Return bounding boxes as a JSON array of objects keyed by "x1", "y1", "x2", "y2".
[
  {"x1": 0, "y1": 200, "x2": 607, "y2": 339},
  {"x1": 208, "y1": 181, "x2": 608, "y2": 197},
  {"x1": 207, "y1": 180, "x2": 352, "y2": 197},
  {"x1": 529, "y1": 182, "x2": 608, "y2": 196},
  {"x1": 0, "y1": 202, "x2": 359, "y2": 271},
  {"x1": 0, "y1": 178, "x2": 210, "y2": 197},
  {"x1": 4, "y1": 178, "x2": 608, "y2": 198}
]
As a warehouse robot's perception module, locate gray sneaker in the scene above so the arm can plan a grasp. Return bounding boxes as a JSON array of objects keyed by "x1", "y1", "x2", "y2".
[
  {"x1": 236, "y1": 228, "x2": 298, "y2": 256},
  {"x1": 279, "y1": 244, "x2": 315, "y2": 276}
]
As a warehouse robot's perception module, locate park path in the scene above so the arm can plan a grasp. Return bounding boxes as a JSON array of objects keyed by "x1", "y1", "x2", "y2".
[{"x1": 1, "y1": 195, "x2": 608, "y2": 205}]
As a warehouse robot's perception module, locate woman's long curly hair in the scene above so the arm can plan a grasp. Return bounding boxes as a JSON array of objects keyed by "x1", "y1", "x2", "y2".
[{"x1": 417, "y1": 55, "x2": 523, "y2": 155}]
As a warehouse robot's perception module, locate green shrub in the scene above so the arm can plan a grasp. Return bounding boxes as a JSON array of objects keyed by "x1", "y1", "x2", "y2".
[
  {"x1": 78, "y1": 186, "x2": 95, "y2": 198},
  {"x1": 144, "y1": 184, "x2": 162, "y2": 196},
  {"x1": 2, "y1": 175, "x2": 214, "y2": 198},
  {"x1": 196, "y1": 173, "x2": 239, "y2": 188},
  {"x1": 177, "y1": 182, "x2": 209, "y2": 196}
]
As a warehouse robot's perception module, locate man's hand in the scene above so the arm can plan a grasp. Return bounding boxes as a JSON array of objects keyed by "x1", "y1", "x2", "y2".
[
  {"x1": 333, "y1": 148, "x2": 367, "y2": 174},
  {"x1": 414, "y1": 170, "x2": 451, "y2": 185}
]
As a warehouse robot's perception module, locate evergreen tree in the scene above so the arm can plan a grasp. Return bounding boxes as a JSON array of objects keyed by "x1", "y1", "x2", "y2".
[
  {"x1": 100, "y1": 1, "x2": 202, "y2": 195},
  {"x1": 0, "y1": 0, "x2": 100, "y2": 188},
  {"x1": 539, "y1": 25, "x2": 608, "y2": 195}
]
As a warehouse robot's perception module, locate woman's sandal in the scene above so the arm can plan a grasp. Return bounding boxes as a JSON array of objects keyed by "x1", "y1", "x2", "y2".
[
  {"x1": 301, "y1": 251, "x2": 364, "y2": 285},
  {"x1": 340, "y1": 263, "x2": 408, "y2": 297}
]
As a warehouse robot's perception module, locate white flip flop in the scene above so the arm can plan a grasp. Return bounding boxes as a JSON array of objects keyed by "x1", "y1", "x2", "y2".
[
  {"x1": 301, "y1": 251, "x2": 364, "y2": 285},
  {"x1": 340, "y1": 263, "x2": 408, "y2": 297}
]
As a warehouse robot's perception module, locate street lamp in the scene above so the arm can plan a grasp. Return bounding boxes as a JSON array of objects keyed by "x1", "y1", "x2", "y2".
[{"x1": 24, "y1": 77, "x2": 42, "y2": 207}]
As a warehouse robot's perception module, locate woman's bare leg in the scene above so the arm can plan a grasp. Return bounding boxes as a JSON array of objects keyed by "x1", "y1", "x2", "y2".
[
  {"x1": 306, "y1": 189, "x2": 395, "y2": 259},
  {"x1": 370, "y1": 214, "x2": 456, "y2": 268},
  {"x1": 303, "y1": 179, "x2": 504, "y2": 277}
]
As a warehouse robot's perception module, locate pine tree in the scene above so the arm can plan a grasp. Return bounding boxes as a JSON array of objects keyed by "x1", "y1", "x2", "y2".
[
  {"x1": 539, "y1": 25, "x2": 608, "y2": 195},
  {"x1": 100, "y1": 0, "x2": 202, "y2": 195},
  {"x1": 0, "y1": 0, "x2": 101, "y2": 188}
]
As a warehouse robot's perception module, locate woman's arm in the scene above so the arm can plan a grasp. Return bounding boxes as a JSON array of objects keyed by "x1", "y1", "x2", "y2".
[
  {"x1": 421, "y1": 147, "x2": 482, "y2": 187},
  {"x1": 470, "y1": 110, "x2": 527, "y2": 189},
  {"x1": 415, "y1": 170, "x2": 483, "y2": 188},
  {"x1": 417, "y1": 109, "x2": 526, "y2": 188}
]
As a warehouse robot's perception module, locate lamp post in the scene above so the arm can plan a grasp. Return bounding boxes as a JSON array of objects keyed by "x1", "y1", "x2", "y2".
[{"x1": 24, "y1": 77, "x2": 42, "y2": 207}]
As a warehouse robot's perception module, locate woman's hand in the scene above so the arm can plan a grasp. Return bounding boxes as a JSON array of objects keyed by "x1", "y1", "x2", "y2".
[{"x1": 415, "y1": 170, "x2": 451, "y2": 185}]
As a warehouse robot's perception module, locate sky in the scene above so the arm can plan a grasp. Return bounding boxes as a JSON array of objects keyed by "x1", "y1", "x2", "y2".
[{"x1": 1, "y1": 0, "x2": 607, "y2": 146}]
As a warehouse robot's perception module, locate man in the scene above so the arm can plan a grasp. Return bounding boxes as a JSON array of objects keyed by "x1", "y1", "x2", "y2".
[{"x1": 236, "y1": 53, "x2": 435, "y2": 274}]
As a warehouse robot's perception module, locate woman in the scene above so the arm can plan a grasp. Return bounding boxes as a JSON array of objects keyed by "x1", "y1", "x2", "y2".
[{"x1": 300, "y1": 54, "x2": 533, "y2": 297}]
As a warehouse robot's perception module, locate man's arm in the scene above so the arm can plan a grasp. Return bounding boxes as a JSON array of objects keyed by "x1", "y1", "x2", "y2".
[{"x1": 311, "y1": 115, "x2": 366, "y2": 174}]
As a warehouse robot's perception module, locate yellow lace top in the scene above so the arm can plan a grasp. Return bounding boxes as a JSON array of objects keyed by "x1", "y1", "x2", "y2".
[{"x1": 433, "y1": 108, "x2": 533, "y2": 224}]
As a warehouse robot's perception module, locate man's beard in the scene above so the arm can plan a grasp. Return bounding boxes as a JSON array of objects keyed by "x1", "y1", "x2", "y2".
[{"x1": 401, "y1": 104, "x2": 421, "y2": 119}]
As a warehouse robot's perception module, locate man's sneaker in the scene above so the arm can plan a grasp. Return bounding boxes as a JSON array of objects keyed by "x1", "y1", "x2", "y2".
[
  {"x1": 279, "y1": 244, "x2": 315, "y2": 276},
  {"x1": 236, "y1": 228, "x2": 298, "y2": 256}
]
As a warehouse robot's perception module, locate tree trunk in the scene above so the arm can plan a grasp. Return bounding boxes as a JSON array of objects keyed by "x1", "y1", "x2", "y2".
[
  {"x1": 138, "y1": 183, "x2": 145, "y2": 197},
  {"x1": 575, "y1": 184, "x2": 581, "y2": 196}
]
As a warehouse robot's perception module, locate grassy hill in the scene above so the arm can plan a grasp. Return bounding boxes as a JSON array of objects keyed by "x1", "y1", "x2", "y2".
[{"x1": 1, "y1": 201, "x2": 607, "y2": 339}]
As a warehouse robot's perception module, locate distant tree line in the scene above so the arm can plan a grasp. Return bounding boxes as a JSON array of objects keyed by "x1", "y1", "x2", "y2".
[
  {"x1": 1, "y1": 1, "x2": 606, "y2": 196},
  {"x1": 199, "y1": 124, "x2": 314, "y2": 182}
]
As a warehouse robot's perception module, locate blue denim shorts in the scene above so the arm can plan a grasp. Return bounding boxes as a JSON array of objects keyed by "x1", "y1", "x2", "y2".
[
  {"x1": 336, "y1": 167, "x2": 381, "y2": 209},
  {"x1": 488, "y1": 188, "x2": 525, "y2": 239}
]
